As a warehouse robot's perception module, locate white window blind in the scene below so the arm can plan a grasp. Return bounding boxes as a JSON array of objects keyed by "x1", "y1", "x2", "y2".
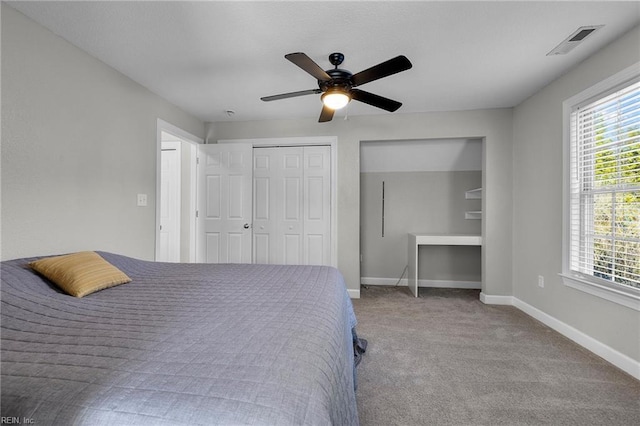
[{"x1": 569, "y1": 79, "x2": 640, "y2": 290}]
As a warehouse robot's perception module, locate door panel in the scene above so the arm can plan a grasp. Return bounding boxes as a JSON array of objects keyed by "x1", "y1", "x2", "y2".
[
  {"x1": 307, "y1": 234, "x2": 324, "y2": 264},
  {"x1": 304, "y1": 146, "x2": 331, "y2": 265},
  {"x1": 206, "y1": 175, "x2": 221, "y2": 218},
  {"x1": 284, "y1": 234, "x2": 301, "y2": 264},
  {"x1": 228, "y1": 174, "x2": 245, "y2": 218},
  {"x1": 254, "y1": 234, "x2": 270, "y2": 264},
  {"x1": 280, "y1": 148, "x2": 304, "y2": 264},
  {"x1": 284, "y1": 153, "x2": 300, "y2": 169},
  {"x1": 253, "y1": 147, "x2": 303, "y2": 264},
  {"x1": 197, "y1": 144, "x2": 252, "y2": 263},
  {"x1": 252, "y1": 149, "x2": 274, "y2": 264},
  {"x1": 253, "y1": 146, "x2": 330, "y2": 266},
  {"x1": 205, "y1": 233, "x2": 220, "y2": 263},
  {"x1": 228, "y1": 232, "x2": 245, "y2": 263},
  {"x1": 254, "y1": 177, "x2": 270, "y2": 220},
  {"x1": 307, "y1": 177, "x2": 324, "y2": 219},
  {"x1": 284, "y1": 177, "x2": 301, "y2": 220}
]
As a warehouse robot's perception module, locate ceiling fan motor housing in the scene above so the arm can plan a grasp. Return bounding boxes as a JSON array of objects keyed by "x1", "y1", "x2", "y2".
[{"x1": 319, "y1": 68, "x2": 353, "y2": 93}]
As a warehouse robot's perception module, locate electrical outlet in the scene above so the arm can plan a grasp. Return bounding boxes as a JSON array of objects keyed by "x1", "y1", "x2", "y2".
[
  {"x1": 538, "y1": 275, "x2": 545, "y2": 288},
  {"x1": 137, "y1": 194, "x2": 148, "y2": 207}
]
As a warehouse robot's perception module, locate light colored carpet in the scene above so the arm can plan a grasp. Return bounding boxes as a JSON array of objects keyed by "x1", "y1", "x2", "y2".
[{"x1": 352, "y1": 286, "x2": 640, "y2": 426}]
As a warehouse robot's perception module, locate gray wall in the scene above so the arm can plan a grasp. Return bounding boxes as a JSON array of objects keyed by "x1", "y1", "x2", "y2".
[
  {"x1": 512, "y1": 25, "x2": 640, "y2": 362},
  {"x1": 1, "y1": 5, "x2": 205, "y2": 260},
  {"x1": 207, "y1": 108, "x2": 514, "y2": 298},
  {"x1": 360, "y1": 171, "x2": 482, "y2": 283}
]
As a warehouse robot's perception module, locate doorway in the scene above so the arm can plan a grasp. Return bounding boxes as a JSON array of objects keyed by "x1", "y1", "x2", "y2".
[
  {"x1": 159, "y1": 139, "x2": 181, "y2": 262},
  {"x1": 156, "y1": 119, "x2": 202, "y2": 262},
  {"x1": 359, "y1": 138, "x2": 483, "y2": 291}
]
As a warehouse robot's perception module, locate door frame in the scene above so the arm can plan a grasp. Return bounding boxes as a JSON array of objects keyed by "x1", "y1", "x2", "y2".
[
  {"x1": 218, "y1": 136, "x2": 338, "y2": 268},
  {"x1": 159, "y1": 140, "x2": 182, "y2": 262},
  {"x1": 156, "y1": 119, "x2": 203, "y2": 262}
]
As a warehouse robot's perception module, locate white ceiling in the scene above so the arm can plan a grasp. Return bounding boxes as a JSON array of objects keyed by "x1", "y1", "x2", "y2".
[{"x1": 7, "y1": 1, "x2": 640, "y2": 124}]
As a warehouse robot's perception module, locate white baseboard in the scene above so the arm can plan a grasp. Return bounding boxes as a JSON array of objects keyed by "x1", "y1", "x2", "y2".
[
  {"x1": 348, "y1": 289, "x2": 360, "y2": 299},
  {"x1": 482, "y1": 294, "x2": 640, "y2": 380},
  {"x1": 479, "y1": 292, "x2": 513, "y2": 305},
  {"x1": 361, "y1": 277, "x2": 481, "y2": 289}
]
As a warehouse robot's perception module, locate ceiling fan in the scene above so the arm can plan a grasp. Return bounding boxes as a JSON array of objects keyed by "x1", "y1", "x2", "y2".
[{"x1": 261, "y1": 52, "x2": 413, "y2": 122}]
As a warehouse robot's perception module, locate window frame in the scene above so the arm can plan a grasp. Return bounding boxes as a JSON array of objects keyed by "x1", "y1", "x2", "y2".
[{"x1": 561, "y1": 62, "x2": 640, "y2": 311}]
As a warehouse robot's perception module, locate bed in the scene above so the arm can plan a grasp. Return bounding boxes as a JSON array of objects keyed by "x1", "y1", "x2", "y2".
[{"x1": 1, "y1": 251, "x2": 360, "y2": 425}]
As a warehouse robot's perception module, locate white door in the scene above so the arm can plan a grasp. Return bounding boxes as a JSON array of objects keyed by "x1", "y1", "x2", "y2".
[
  {"x1": 158, "y1": 141, "x2": 181, "y2": 262},
  {"x1": 197, "y1": 144, "x2": 253, "y2": 263},
  {"x1": 253, "y1": 147, "x2": 304, "y2": 264},
  {"x1": 253, "y1": 146, "x2": 331, "y2": 265},
  {"x1": 303, "y1": 146, "x2": 331, "y2": 265},
  {"x1": 252, "y1": 148, "x2": 276, "y2": 264}
]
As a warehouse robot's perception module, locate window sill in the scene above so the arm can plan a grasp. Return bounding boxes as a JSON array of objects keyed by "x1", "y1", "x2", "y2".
[{"x1": 559, "y1": 273, "x2": 640, "y2": 311}]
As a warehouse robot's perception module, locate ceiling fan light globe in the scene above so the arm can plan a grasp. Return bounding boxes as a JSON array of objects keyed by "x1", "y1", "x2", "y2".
[{"x1": 322, "y1": 91, "x2": 350, "y2": 110}]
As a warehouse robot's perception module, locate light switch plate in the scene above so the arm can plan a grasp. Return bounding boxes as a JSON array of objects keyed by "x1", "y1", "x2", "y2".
[{"x1": 137, "y1": 194, "x2": 148, "y2": 207}]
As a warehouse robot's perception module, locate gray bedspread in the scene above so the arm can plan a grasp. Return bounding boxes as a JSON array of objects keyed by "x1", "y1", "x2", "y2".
[{"x1": 1, "y1": 252, "x2": 359, "y2": 425}]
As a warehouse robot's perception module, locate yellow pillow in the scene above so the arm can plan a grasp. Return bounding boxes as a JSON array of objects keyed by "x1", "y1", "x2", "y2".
[{"x1": 29, "y1": 251, "x2": 131, "y2": 298}]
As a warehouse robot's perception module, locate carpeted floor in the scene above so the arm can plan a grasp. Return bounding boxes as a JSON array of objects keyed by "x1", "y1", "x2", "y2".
[{"x1": 352, "y1": 286, "x2": 640, "y2": 426}]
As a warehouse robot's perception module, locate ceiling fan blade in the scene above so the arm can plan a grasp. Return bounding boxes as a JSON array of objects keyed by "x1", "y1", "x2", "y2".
[
  {"x1": 261, "y1": 89, "x2": 321, "y2": 102},
  {"x1": 351, "y1": 55, "x2": 412, "y2": 87},
  {"x1": 318, "y1": 105, "x2": 335, "y2": 122},
  {"x1": 351, "y1": 89, "x2": 402, "y2": 112},
  {"x1": 285, "y1": 52, "x2": 332, "y2": 82}
]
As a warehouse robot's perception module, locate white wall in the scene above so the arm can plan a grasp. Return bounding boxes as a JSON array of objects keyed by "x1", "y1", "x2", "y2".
[
  {"x1": 1, "y1": 5, "x2": 205, "y2": 260},
  {"x1": 512, "y1": 25, "x2": 640, "y2": 363},
  {"x1": 207, "y1": 109, "x2": 513, "y2": 297}
]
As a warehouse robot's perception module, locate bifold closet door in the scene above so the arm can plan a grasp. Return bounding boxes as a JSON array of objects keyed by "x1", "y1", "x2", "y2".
[
  {"x1": 303, "y1": 146, "x2": 331, "y2": 265},
  {"x1": 253, "y1": 146, "x2": 330, "y2": 265}
]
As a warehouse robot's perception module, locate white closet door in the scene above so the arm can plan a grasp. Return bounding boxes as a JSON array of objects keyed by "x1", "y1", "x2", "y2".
[
  {"x1": 253, "y1": 147, "x2": 303, "y2": 264},
  {"x1": 304, "y1": 146, "x2": 331, "y2": 265},
  {"x1": 253, "y1": 146, "x2": 330, "y2": 265},
  {"x1": 253, "y1": 148, "x2": 276, "y2": 264},
  {"x1": 197, "y1": 143, "x2": 253, "y2": 263},
  {"x1": 280, "y1": 148, "x2": 304, "y2": 264}
]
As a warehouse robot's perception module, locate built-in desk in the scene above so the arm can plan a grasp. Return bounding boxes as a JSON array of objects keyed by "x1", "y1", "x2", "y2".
[{"x1": 408, "y1": 234, "x2": 482, "y2": 297}]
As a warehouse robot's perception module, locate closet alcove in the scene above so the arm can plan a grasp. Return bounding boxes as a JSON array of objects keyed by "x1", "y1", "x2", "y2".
[{"x1": 360, "y1": 138, "x2": 483, "y2": 293}]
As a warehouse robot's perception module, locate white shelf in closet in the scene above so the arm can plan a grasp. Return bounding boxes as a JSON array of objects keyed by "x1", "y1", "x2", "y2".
[
  {"x1": 465, "y1": 188, "x2": 482, "y2": 220},
  {"x1": 465, "y1": 211, "x2": 482, "y2": 220},
  {"x1": 465, "y1": 188, "x2": 482, "y2": 199}
]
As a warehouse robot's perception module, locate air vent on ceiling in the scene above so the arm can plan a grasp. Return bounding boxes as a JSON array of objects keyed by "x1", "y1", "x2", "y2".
[{"x1": 547, "y1": 25, "x2": 604, "y2": 56}]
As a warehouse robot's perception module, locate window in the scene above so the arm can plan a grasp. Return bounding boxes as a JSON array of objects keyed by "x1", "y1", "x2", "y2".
[{"x1": 563, "y1": 65, "x2": 640, "y2": 310}]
